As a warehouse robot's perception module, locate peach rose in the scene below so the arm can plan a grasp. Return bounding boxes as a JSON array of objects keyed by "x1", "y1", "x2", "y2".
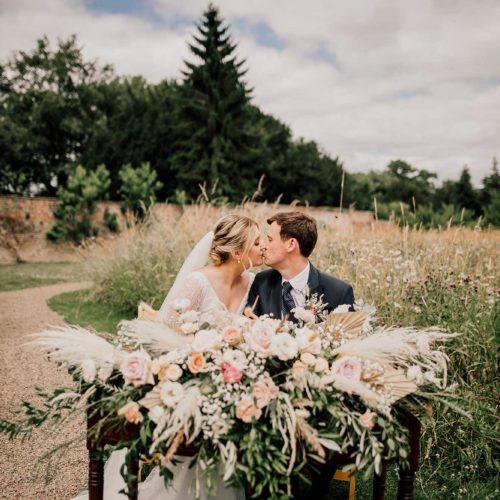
[
  {"x1": 359, "y1": 410, "x2": 376, "y2": 430},
  {"x1": 187, "y1": 352, "x2": 206, "y2": 374},
  {"x1": 221, "y1": 362, "x2": 243, "y2": 384},
  {"x1": 236, "y1": 397, "x2": 262, "y2": 423},
  {"x1": 252, "y1": 377, "x2": 279, "y2": 408},
  {"x1": 222, "y1": 326, "x2": 243, "y2": 346},
  {"x1": 120, "y1": 349, "x2": 154, "y2": 387},
  {"x1": 331, "y1": 356, "x2": 362, "y2": 380},
  {"x1": 118, "y1": 401, "x2": 143, "y2": 424}
]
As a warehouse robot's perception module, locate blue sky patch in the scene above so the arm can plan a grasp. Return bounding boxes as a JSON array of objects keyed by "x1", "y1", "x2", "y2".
[{"x1": 232, "y1": 18, "x2": 287, "y2": 50}]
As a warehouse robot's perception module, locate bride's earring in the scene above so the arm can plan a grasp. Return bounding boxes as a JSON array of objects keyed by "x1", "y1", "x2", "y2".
[{"x1": 237, "y1": 257, "x2": 241, "y2": 264}]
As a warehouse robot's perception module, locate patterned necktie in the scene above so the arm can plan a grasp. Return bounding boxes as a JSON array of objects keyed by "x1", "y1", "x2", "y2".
[{"x1": 281, "y1": 281, "x2": 296, "y2": 320}]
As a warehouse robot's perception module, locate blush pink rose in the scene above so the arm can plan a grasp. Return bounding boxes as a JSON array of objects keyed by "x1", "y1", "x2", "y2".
[
  {"x1": 222, "y1": 326, "x2": 243, "y2": 346},
  {"x1": 221, "y1": 362, "x2": 243, "y2": 384},
  {"x1": 359, "y1": 410, "x2": 376, "y2": 430},
  {"x1": 236, "y1": 397, "x2": 262, "y2": 423},
  {"x1": 120, "y1": 350, "x2": 154, "y2": 387},
  {"x1": 245, "y1": 320, "x2": 276, "y2": 356},
  {"x1": 331, "y1": 356, "x2": 362, "y2": 380}
]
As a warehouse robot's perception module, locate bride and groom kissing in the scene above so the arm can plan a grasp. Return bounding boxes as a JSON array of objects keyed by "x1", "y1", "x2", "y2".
[
  {"x1": 81, "y1": 211, "x2": 354, "y2": 500},
  {"x1": 159, "y1": 210, "x2": 354, "y2": 325}
]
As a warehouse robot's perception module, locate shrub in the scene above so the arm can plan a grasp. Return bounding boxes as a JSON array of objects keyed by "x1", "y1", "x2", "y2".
[
  {"x1": 118, "y1": 162, "x2": 163, "y2": 221},
  {"x1": 47, "y1": 164, "x2": 110, "y2": 243}
]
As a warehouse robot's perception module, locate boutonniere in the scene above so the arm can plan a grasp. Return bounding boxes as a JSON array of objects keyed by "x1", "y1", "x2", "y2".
[{"x1": 292, "y1": 285, "x2": 328, "y2": 324}]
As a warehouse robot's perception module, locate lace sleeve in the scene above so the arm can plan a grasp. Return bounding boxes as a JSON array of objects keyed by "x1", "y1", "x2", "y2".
[{"x1": 157, "y1": 272, "x2": 205, "y2": 322}]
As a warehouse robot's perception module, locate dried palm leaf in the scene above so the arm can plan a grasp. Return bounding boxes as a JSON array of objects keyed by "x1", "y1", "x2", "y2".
[{"x1": 325, "y1": 311, "x2": 371, "y2": 339}]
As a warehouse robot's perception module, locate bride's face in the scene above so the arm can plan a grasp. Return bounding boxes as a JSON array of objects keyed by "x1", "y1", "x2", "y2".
[{"x1": 245, "y1": 229, "x2": 264, "y2": 268}]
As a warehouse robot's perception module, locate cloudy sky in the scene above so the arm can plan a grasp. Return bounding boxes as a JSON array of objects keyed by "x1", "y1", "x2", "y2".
[{"x1": 1, "y1": 0, "x2": 499, "y2": 185}]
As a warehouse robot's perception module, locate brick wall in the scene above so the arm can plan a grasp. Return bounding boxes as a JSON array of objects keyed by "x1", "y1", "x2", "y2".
[{"x1": 0, "y1": 195, "x2": 373, "y2": 230}]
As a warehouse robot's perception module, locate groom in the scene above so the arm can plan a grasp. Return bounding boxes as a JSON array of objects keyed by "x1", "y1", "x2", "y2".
[
  {"x1": 247, "y1": 211, "x2": 354, "y2": 497},
  {"x1": 247, "y1": 211, "x2": 354, "y2": 320}
]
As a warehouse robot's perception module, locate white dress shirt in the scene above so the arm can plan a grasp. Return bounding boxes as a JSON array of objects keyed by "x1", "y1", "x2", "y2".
[{"x1": 281, "y1": 261, "x2": 310, "y2": 314}]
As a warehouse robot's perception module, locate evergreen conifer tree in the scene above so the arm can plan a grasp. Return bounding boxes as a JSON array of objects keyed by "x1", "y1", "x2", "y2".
[{"x1": 171, "y1": 3, "x2": 258, "y2": 200}]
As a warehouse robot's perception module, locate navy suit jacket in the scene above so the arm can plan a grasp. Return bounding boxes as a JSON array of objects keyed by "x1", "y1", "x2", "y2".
[{"x1": 247, "y1": 263, "x2": 354, "y2": 317}]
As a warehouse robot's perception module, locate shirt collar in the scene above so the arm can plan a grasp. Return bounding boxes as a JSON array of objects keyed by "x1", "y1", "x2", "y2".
[{"x1": 282, "y1": 261, "x2": 310, "y2": 292}]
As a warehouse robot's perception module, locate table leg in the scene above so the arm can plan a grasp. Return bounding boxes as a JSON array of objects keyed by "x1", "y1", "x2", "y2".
[{"x1": 88, "y1": 452, "x2": 104, "y2": 500}]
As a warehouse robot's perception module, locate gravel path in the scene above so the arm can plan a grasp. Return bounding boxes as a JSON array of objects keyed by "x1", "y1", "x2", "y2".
[{"x1": 0, "y1": 282, "x2": 92, "y2": 500}]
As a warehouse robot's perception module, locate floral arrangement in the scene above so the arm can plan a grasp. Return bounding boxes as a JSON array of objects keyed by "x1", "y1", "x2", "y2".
[{"x1": 1, "y1": 296, "x2": 456, "y2": 498}]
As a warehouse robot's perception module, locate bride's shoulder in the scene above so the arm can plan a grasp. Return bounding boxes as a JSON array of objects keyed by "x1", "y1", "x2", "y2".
[{"x1": 185, "y1": 270, "x2": 207, "y2": 284}]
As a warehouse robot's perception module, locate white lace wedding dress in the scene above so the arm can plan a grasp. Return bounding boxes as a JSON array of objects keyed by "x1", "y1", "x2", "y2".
[{"x1": 74, "y1": 270, "x2": 254, "y2": 500}]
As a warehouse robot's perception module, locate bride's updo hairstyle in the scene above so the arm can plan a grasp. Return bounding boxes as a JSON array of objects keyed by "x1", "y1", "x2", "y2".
[{"x1": 210, "y1": 214, "x2": 258, "y2": 266}]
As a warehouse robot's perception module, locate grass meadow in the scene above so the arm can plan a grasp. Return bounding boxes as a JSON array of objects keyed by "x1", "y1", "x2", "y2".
[{"x1": 24, "y1": 203, "x2": 500, "y2": 498}]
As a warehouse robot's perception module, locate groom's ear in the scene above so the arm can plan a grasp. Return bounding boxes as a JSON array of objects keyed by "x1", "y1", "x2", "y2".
[{"x1": 286, "y1": 238, "x2": 298, "y2": 253}]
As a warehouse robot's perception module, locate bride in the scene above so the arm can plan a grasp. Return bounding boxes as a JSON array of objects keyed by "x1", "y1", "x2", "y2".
[{"x1": 75, "y1": 214, "x2": 262, "y2": 500}]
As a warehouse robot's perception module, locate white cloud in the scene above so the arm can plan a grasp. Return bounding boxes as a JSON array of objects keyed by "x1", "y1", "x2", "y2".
[{"x1": 1, "y1": 0, "x2": 499, "y2": 185}]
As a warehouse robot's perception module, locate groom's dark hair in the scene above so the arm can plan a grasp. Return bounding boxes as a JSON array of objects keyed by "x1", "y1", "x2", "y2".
[{"x1": 267, "y1": 211, "x2": 318, "y2": 257}]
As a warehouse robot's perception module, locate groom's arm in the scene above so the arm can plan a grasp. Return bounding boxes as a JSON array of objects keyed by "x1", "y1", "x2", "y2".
[{"x1": 340, "y1": 284, "x2": 355, "y2": 311}]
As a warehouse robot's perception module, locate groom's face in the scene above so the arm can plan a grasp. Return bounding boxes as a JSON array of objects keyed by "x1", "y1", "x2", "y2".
[{"x1": 262, "y1": 222, "x2": 291, "y2": 267}]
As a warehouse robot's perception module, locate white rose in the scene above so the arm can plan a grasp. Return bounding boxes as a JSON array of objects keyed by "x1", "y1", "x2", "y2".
[
  {"x1": 180, "y1": 322, "x2": 199, "y2": 335},
  {"x1": 222, "y1": 349, "x2": 247, "y2": 370},
  {"x1": 160, "y1": 381, "x2": 184, "y2": 407},
  {"x1": 165, "y1": 364, "x2": 183, "y2": 381},
  {"x1": 191, "y1": 329, "x2": 221, "y2": 352},
  {"x1": 292, "y1": 307, "x2": 315, "y2": 324},
  {"x1": 295, "y1": 326, "x2": 321, "y2": 355},
  {"x1": 81, "y1": 358, "x2": 96, "y2": 383},
  {"x1": 271, "y1": 333, "x2": 299, "y2": 361},
  {"x1": 180, "y1": 310, "x2": 199, "y2": 323},
  {"x1": 171, "y1": 298, "x2": 191, "y2": 312},
  {"x1": 149, "y1": 405, "x2": 165, "y2": 424},
  {"x1": 314, "y1": 357, "x2": 330, "y2": 373}
]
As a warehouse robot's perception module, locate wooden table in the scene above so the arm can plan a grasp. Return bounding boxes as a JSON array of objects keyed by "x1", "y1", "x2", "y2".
[{"x1": 87, "y1": 411, "x2": 421, "y2": 500}]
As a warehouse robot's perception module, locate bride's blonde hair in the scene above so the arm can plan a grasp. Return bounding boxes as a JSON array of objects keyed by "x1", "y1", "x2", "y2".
[{"x1": 210, "y1": 214, "x2": 259, "y2": 266}]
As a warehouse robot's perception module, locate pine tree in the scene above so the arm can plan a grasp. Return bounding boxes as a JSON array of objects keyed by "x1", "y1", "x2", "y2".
[
  {"x1": 454, "y1": 166, "x2": 481, "y2": 215},
  {"x1": 171, "y1": 3, "x2": 258, "y2": 200}
]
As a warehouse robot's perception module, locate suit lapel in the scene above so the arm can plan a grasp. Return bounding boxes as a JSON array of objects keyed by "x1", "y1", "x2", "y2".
[
  {"x1": 307, "y1": 263, "x2": 324, "y2": 298},
  {"x1": 269, "y1": 272, "x2": 283, "y2": 319}
]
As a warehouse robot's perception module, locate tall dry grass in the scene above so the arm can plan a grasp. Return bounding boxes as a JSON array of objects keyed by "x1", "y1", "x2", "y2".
[{"x1": 87, "y1": 203, "x2": 499, "y2": 495}]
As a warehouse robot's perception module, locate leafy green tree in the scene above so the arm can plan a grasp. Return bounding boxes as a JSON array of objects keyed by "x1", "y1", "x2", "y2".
[
  {"x1": 0, "y1": 36, "x2": 113, "y2": 195},
  {"x1": 118, "y1": 162, "x2": 163, "y2": 220},
  {"x1": 47, "y1": 164, "x2": 110, "y2": 243},
  {"x1": 80, "y1": 77, "x2": 179, "y2": 199},
  {"x1": 385, "y1": 159, "x2": 437, "y2": 206},
  {"x1": 171, "y1": 4, "x2": 258, "y2": 200}
]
